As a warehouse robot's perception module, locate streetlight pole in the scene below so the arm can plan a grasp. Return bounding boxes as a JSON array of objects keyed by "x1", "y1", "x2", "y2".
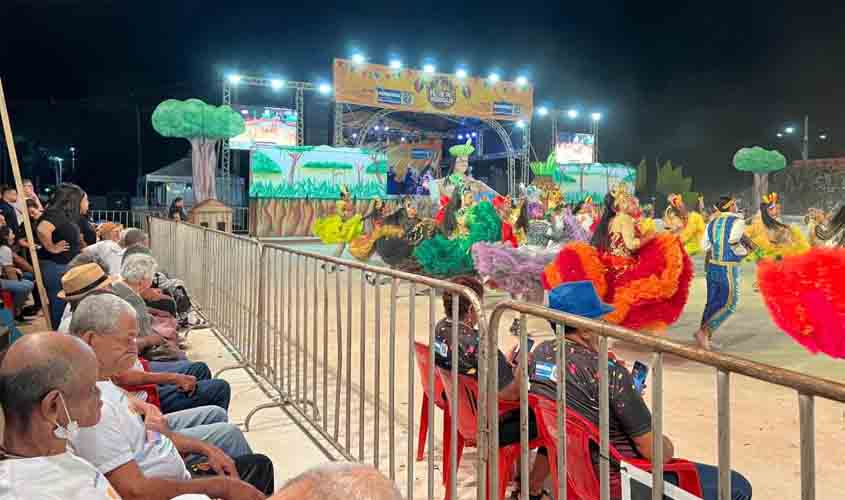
[{"x1": 802, "y1": 115, "x2": 809, "y2": 161}]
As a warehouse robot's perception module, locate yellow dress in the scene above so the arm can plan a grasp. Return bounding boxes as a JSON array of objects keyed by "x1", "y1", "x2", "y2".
[
  {"x1": 678, "y1": 212, "x2": 706, "y2": 256},
  {"x1": 745, "y1": 215, "x2": 810, "y2": 261},
  {"x1": 312, "y1": 200, "x2": 364, "y2": 244},
  {"x1": 638, "y1": 217, "x2": 657, "y2": 238}
]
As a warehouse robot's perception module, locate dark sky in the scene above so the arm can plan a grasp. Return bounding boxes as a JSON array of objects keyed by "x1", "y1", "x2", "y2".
[{"x1": 2, "y1": 0, "x2": 844, "y2": 197}]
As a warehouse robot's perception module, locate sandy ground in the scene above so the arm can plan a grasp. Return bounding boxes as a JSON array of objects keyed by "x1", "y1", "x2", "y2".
[{"x1": 241, "y1": 243, "x2": 845, "y2": 500}]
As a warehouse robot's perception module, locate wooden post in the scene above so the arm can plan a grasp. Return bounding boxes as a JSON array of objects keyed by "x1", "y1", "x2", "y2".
[{"x1": 0, "y1": 79, "x2": 51, "y2": 327}]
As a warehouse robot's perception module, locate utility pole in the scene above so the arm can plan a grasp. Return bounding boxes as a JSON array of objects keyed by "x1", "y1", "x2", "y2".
[
  {"x1": 802, "y1": 115, "x2": 809, "y2": 161},
  {"x1": 136, "y1": 102, "x2": 143, "y2": 198}
]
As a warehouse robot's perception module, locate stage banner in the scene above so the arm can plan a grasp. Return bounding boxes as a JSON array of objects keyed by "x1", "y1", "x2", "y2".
[
  {"x1": 249, "y1": 145, "x2": 387, "y2": 200},
  {"x1": 333, "y1": 59, "x2": 533, "y2": 121},
  {"x1": 558, "y1": 163, "x2": 636, "y2": 203},
  {"x1": 555, "y1": 132, "x2": 594, "y2": 164},
  {"x1": 230, "y1": 105, "x2": 297, "y2": 150}
]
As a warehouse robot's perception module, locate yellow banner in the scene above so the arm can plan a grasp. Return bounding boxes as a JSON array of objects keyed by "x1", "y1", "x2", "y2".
[{"x1": 333, "y1": 59, "x2": 533, "y2": 121}]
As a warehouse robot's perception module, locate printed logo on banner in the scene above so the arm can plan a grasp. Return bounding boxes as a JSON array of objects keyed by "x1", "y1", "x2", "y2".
[
  {"x1": 427, "y1": 77, "x2": 457, "y2": 110},
  {"x1": 534, "y1": 361, "x2": 557, "y2": 382}
]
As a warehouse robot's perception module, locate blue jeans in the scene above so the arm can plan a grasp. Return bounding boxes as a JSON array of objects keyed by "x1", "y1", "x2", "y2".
[
  {"x1": 40, "y1": 261, "x2": 68, "y2": 329},
  {"x1": 149, "y1": 360, "x2": 210, "y2": 379},
  {"x1": 1, "y1": 279, "x2": 33, "y2": 309},
  {"x1": 665, "y1": 462, "x2": 752, "y2": 500},
  {"x1": 159, "y1": 377, "x2": 231, "y2": 413},
  {"x1": 165, "y1": 405, "x2": 252, "y2": 460}
]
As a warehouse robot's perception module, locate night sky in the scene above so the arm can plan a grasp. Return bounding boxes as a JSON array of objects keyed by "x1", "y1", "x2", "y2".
[{"x1": 2, "y1": 0, "x2": 844, "y2": 199}]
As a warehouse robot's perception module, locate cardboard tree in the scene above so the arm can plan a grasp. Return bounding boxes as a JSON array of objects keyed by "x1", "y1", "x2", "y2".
[
  {"x1": 733, "y1": 147, "x2": 786, "y2": 209},
  {"x1": 152, "y1": 99, "x2": 245, "y2": 203}
]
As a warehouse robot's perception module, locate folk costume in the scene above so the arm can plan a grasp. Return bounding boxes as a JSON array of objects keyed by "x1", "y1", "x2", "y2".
[{"x1": 312, "y1": 185, "x2": 364, "y2": 257}]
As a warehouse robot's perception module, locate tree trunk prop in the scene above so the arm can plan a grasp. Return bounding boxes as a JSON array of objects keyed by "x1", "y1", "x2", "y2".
[
  {"x1": 752, "y1": 172, "x2": 768, "y2": 211},
  {"x1": 190, "y1": 138, "x2": 219, "y2": 203}
]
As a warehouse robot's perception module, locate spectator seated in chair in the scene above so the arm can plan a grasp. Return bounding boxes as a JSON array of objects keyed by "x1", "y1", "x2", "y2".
[
  {"x1": 0, "y1": 225, "x2": 34, "y2": 321},
  {"x1": 0, "y1": 332, "x2": 124, "y2": 499},
  {"x1": 82, "y1": 221, "x2": 125, "y2": 277},
  {"x1": 269, "y1": 463, "x2": 402, "y2": 500},
  {"x1": 58, "y1": 257, "x2": 231, "y2": 414},
  {"x1": 68, "y1": 293, "x2": 274, "y2": 499},
  {"x1": 529, "y1": 281, "x2": 753, "y2": 500}
]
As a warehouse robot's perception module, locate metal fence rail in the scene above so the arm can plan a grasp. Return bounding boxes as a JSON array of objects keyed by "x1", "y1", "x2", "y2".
[
  {"x1": 90, "y1": 207, "x2": 248, "y2": 232},
  {"x1": 147, "y1": 216, "x2": 845, "y2": 500}
]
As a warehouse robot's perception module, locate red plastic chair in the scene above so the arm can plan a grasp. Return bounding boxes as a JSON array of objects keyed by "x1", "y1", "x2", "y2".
[
  {"x1": 438, "y1": 369, "x2": 544, "y2": 500},
  {"x1": 413, "y1": 342, "x2": 452, "y2": 462},
  {"x1": 529, "y1": 395, "x2": 703, "y2": 500}
]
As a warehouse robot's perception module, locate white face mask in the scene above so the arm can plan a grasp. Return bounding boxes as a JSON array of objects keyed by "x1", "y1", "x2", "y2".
[{"x1": 52, "y1": 392, "x2": 80, "y2": 443}]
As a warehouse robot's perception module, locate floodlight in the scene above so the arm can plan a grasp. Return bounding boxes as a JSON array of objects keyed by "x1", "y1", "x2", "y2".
[
  {"x1": 591, "y1": 112, "x2": 602, "y2": 122},
  {"x1": 423, "y1": 63, "x2": 435, "y2": 74},
  {"x1": 537, "y1": 106, "x2": 549, "y2": 116},
  {"x1": 374, "y1": 125, "x2": 381, "y2": 131},
  {"x1": 456, "y1": 68, "x2": 468, "y2": 79},
  {"x1": 516, "y1": 120, "x2": 525, "y2": 128},
  {"x1": 820, "y1": 134, "x2": 828, "y2": 140},
  {"x1": 516, "y1": 75, "x2": 528, "y2": 86},
  {"x1": 270, "y1": 79, "x2": 285, "y2": 90},
  {"x1": 240, "y1": 110, "x2": 249, "y2": 115},
  {"x1": 488, "y1": 72, "x2": 500, "y2": 83},
  {"x1": 318, "y1": 83, "x2": 332, "y2": 95},
  {"x1": 458, "y1": 134, "x2": 464, "y2": 140},
  {"x1": 352, "y1": 53, "x2": 366, "y2": 64},
  {"x1": 784, "y1": 126, "x2": 795, "y2": 134},
  {"x1": 567, "y1": 109, "x2": 578, "y2": 119},
  {"x1": 227, "y1": 74, "x2": 242, "y2": 84},
  {"x1": 401, "y1": 136, "x2": 407, "y2": 142},
  {"x1": 390, "y1": 59, "x2": 402, "y2": 69},
  {"x1": 471, "y1": 132, "x2": 477, "y2": 137}
]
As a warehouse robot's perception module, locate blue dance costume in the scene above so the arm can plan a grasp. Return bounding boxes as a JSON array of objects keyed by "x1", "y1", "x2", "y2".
[{"x1": 701, "y1": 212, "x2": 747, "y2": 333}]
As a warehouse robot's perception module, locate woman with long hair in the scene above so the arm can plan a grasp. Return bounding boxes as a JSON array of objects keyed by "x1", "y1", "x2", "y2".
[
  {"x1": 36, "y1": 182, "x2": 87, "y2": 328},
  {"x1": 744, "y1": 193, "x2": 809, "y2": 262}
]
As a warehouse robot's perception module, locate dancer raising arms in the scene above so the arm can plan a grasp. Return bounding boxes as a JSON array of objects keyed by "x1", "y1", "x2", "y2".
[{"x1": 312, "y1": 185, "x2": 365, "y2": 258}]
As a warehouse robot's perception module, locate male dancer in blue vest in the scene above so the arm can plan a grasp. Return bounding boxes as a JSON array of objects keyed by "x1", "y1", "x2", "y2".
[{"x1": 694, "y1": 196, "x2": 749, "y2": 350}]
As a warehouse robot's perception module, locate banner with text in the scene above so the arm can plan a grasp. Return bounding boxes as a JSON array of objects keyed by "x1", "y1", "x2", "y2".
[{"x1": 333, "y1": 58, "x2": 533, "y2": 121}]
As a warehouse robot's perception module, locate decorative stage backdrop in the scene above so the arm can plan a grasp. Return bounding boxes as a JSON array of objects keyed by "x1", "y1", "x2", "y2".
[
  {"x1": 229, "y1": 105, "x2": 297, "y2": 150},
  {"x1": 557, "y1": 163, "x2": 637, "y2": 203},
  {"x1": 249, "y1": 145, "x2": 388, "y2": 199},
  {"x1": 555, "y1": 132, "x2": 595, "y2": 164},
  {"x1": 378, "y1": 139, "x2": 442, "y2": 196}
]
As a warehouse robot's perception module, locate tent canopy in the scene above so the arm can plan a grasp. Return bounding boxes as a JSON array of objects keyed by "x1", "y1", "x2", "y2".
[{"x1": 144, "y1": 156, "x2": 193, "y2": 184}]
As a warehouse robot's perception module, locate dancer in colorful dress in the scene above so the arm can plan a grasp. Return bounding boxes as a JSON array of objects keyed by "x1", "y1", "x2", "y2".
[
  {"x1": 348, "y1": 198, "x2": 404, "y2": 262},
  {"x1": 693, "y1": 196, "x2": 750, "y2": 350},
  {"x1": 663, "y1": 193, "x2": 707, "y2": 256},
  {"x1": 814, "y1": 205, "x2": 845, "y2": 247},
  {"x1": 574, "y1": 196, "x2": 599, "y2": 235},
  {"x1": 744, "y1": 192, "x2": 810, "y2": 261},
  {"x1": 312, "y1": 185, "x2": 365, "y2": 258},
  {"x1": 541, "y1": 185, "x2": 693, "y2": 332}
]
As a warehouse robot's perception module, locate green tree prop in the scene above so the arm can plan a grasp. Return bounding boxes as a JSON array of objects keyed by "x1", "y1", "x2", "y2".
[
  {"x1": 302, "y1": 161, "x2": 354, "y2": 186},
  {"x1": 282, "y1": 146, "x2": 316, "y2": 183},
  {"x1": 365, "y1": 160, "x2": 389, "y2": 184},
  {"x1": 732, "y1": 146, "x2": 786, "y2": 209},
  {"x1": 251, "y1": 151, "x2": 282, "y2": 176},
  {"x1": 636, "y1": 158, "x2": 648, "y2": 194},
  {"x1": 655, "y1": 160, "x2": 693, "y2": 195},
  {"x1": 152, "y1": 99, "x2": 245, "y2": 203}
]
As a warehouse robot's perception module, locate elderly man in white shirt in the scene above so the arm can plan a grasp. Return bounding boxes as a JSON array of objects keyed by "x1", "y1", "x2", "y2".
[
  {"x1": 0, "y1": 332, "x2": 123, "y2": 500},
  {"x1": 67, "y1": 293, "x2": 272, "y2": 500},
  {"x1": 82, "y1": 222, "x2": 125, "y2": 277}
]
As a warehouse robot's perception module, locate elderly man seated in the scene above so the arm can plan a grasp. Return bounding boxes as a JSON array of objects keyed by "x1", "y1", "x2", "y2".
[
  {"x1": 82, "y1": 221, "x2": 124, "y2": 276},
  {"x1": 269, "y1": 463, "x2": 402, "y2": 500},
  {"x1": 58, "y1": 256, "x2": 231, "y2": 414},
  {"x1": 0, "y1": 332, "x2": 123, "y2": 499},
  {"x1": 69, "y1": 293, "x2": 274, "y2": 499}
]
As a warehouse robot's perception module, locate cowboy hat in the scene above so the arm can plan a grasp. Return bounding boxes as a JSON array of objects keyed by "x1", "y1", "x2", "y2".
[{"x1": 58, "y1": 263, "x2": 114, "y2": 300}]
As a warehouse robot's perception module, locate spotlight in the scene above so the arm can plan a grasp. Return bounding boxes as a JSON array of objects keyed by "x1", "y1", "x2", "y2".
[
  {"x1": 591, "y1": 112, "x2": 602, "y2": 122},
  {"x1": 488, "y1": 72, "x2": 500, "y2": 83},
  {"x1": 516, "y1": 75, "x2": 528, "y2": 86},
  {"x1": 516, "y1": 120, "x2": 525, "y2": 128},
  {"x1": 537, "y1": 106, "x2": 549, "y2": 116},
  {"x1": 352, "y1": 133, "x2": 358, "y2": 138},
  {"x1": 776, "y1": 132, "x2": 784, "y2": 138},
  {"x1": 374, "y1": 125, "x2": 381, "y2": 131},
  {"x1": 401, "y1": 137, "x2": 406, "y2": 142},
  {"x1": 389, "y1": 59, "x2": 402, "y2": 69},
  {"x1": 318, "y1": 83, "x2": 332, "y2": 95},
  {"x1": 456, "y1": 68, "x2": 468, "y2": 79},
  {"x1": 471, "y1": 132, "x2": 477, "y2": 138},
  {"x1": 352, "y1": 53, "x2": 366, "y2": 64},
  {"x1": 820, "y1": 133, "x2": 828, "y2": 140},
  {"x1": 458, "y1": 134, "x2": 464, "y2": 140},
  {"x1": 383, "y1": 126, "x2": 389, "y2": 131},
  {"x1": 423, "y1": 63, "x2": 436, "y2": 74},
  {"x1": 240, "y1": 110, "x2": 249, "y2": 115},
  {"x1": 270, "y1": 79, "x2": 285, "y2": 90},
  {"x1": 227, "y1": 74, "x2": 242, "y2": 84},
  {"x1": 567, "y1": 109, "x2": 578, "y2": 119},
  {"x1": 784, "y1": 126, "x2": 795, "y2": 134}
]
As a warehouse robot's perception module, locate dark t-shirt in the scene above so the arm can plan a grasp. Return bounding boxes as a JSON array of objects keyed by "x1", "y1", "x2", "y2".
[
  {"x1": 528, "y1": 339, "x2": 652, "y2": 497},
  {"x1": 0, "y1": 200, "x2": 21, "y2": 237},
  {"x1": 36, "y1": 210, "x2": 81, "y2": 265},
  {"x1": 433, "y1": 318, "x2": 514, "y2": 391},
  {"x1": 79, "y1": 216, "x2": 97, "y2": 246}
]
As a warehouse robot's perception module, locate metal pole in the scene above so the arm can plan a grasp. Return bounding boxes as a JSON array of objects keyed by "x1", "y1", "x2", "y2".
[
  {"x1": 717, "y1": 370, "x2": 731, "y2": 500},
  {"x1": 651, "y1": 353, "x2": 664, "y2": 500},
  {"x1": 599, "y1": 334, "x2": 610, "y2": 500},
  {"x1": 802, "y1": 115, "x2": 809, "y2": 161},
  {"x1": 799, "y1": 393, "x2": 816, "y2": 500}
]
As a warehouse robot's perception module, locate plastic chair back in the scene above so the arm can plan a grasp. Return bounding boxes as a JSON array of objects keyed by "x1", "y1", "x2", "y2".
[{"x1": 414, "y1": 341, "x2": 449, "y2": 410}]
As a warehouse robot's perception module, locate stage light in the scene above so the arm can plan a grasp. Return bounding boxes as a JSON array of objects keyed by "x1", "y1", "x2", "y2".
[
  {"x1": 488, "y1": 72, "x2": 500, "y2": 83},
  {"x1": 227, "y1": 74, "x2": 242, "y2": 84},
  {"x1": 390, "y1": 59, "x2": 402, "y2": 69},
  {"x1": 456, "y1": 68, "x2": 468, "y2": 79},
  {"x1": 374, "y1": 125, "x2": 381, "y2": 131},
  {"x1": 352, "y1": 53, "x2": 366, "y2": 64},
  {"x1": 516, "y1": 120, "x2": 525, "y2": 128},
  {"x1": 383, "y1": 126, "x2": 389, "y2": 131},
  {"x1": 776, "y1": 132, "x2": 784, "y2": 138},
  {"x1": 820, "y1": 133, "x2": 828, "y2": 140},
  {"x1": 318, "y1": 83, "x2": 332, "y2": 95},
  {"x1": 401, "y1": 136, "x2": 407, "y2": 142},
  {"x1": 516, "y1": 75, "x2": 528, "y2": 86},
  {"x1": 270, "y1": 79, "x2": 285, "y2": 90},
  {"x1": 784, "y1": 126, "x2": 795, "y2": 134},
  {"x1": 537, "y1": 106, "x2": 549, "y2": 116},
  {"x1": 458, "y1": 134, "x2": 464, "y2": 140},
  {"x1": 471, "y1": 132, "x2": 477, "y2": 137},
  {"x1": 567, "y1": 109, "x2": 578, "y2": 119},
  {"x1": 423, "y1": 63, "x2": 435, "y2": 74},
  {"x1": 591, "y1": 112, "x2": 602, "y2": 122},
  {"x1": 240, "y1": 110, "x2": 249, "y2": 115},
  {"x1": 352, "y1": 133, "x2": 358, "y2": 138}
]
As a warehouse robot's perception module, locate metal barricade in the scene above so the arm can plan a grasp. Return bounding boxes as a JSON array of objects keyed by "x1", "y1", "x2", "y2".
[
  {"x1": 147, "y1": 217, "x2": 491, "y2": 500},
  {"x1": 89, "y1": 209, "x2": 131, "y2": 227},
  {"x1": 486, "y1": 300, "x2": 845, "y2": 500}
]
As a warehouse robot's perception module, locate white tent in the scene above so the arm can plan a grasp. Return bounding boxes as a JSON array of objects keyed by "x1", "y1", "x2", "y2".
[{"x1": 144, "y1": 156, "x2": 245, "y2": 207}]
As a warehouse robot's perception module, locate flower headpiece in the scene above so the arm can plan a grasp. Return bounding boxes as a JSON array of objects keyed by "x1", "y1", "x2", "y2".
[
  {"x1": 668, "y1": 194, "x2": 683, "y2": 209},
  {"x1": 762, "y1": 192, "x2": 779, "y2": 206}
]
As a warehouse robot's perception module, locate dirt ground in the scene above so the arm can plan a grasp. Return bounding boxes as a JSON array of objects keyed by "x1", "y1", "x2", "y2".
[{"x1": 254, "y1": 243, "x2": 844, "y2": 499}]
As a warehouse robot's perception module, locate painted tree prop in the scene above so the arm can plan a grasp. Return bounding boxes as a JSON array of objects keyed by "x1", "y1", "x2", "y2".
[
  {"x1": 302, "y1": 161, "x2": 354, "y2": 185},
  {"x1": 733, "y1": 146, "x2": 786, "y2": 209},
  {"x1": 284, "y1": 146, "x2": 316, "y2": 183},
  {"x1": 636, "y1": 158, "x2": 648, "y2": 194},
  {"x1": 655, "y1": 160, "x2": 693, "y2": 195},
  {"x1": 152, "y1": 99, "x2": 245, "y2": 203}
]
